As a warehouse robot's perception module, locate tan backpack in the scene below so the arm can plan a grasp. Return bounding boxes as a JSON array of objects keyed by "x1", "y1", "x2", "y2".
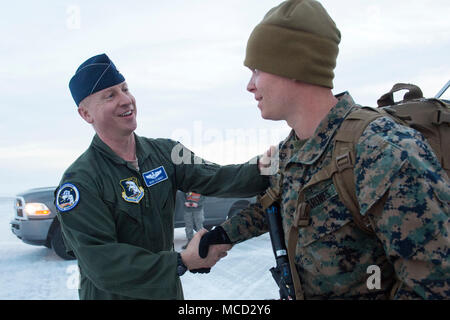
[{"x1": 331, "y1": 83, "x2": 450, "y2": 234}]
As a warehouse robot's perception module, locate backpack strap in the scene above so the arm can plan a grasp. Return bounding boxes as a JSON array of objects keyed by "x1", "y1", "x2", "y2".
[
  {"x1": 433, "y1": 100, "x2": 450, "y2": 179},
  {"x1": 260, "y1": 175, "x2": 307, "y2": 300},
  {"x1": 289, "y1": 107, "x2": 386, "y2": 236},
  {"x1": 287, "y1": 197, "x2": 308, "y2": 300},
  {"x1": 331, "y1": 107, "x2": 385, "y2": 234},
  {"x1": 260, "y1": 187, "x2": 280, "y2": 211},
  {"x1": 377, "y1": 83, "x2": 423, "y2": 107}
]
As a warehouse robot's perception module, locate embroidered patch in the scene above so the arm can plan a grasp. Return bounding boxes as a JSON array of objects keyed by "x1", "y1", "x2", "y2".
[
  {"x1": 142, "y1": 166, "x2": 168, "y2": 187},
  {"x1": 120, "y1": 177, "x2": 145, "y2": 203},
  {"x1": 305, "y1": 181, "x2": 338, "y2": 209},
  {"x1": 56, "y1": 183, "x2": 80, "y2": 212}
]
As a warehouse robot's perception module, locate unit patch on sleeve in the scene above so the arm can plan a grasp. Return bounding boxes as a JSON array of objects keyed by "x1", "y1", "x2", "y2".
[
  {"x1": 56, "y1": 183, "x2": 80, "y2": 212},
  {"x1": 120, "y1": 177, "x2": 145, "y2": 203},
  {"x1": 142, "y1": 166, "x2": 168, "y2": 187}
]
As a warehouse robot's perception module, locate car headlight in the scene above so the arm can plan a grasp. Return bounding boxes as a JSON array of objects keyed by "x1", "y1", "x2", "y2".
[{"x1": 24, "y1": 203, "x2": 51, "y2": 217}]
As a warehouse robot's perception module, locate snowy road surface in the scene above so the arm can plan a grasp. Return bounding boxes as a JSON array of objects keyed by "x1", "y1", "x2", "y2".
[{"x1": 0, "y1": 198, "x2": 278, "y2": 300}]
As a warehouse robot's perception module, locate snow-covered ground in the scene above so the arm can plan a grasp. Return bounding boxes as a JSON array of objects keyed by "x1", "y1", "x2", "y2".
[{"x1": 0, "y1": 198, "x2": 278, "y2": 300}]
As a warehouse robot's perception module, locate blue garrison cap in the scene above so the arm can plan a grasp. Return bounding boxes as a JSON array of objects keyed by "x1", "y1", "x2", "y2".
[{"x1": 69, "y1": 53, "x2": 125, "y2": 106}]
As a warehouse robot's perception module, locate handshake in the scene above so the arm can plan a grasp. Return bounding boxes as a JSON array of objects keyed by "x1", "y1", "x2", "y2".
[
  {"x1": 178, "y1": 145, "x2": 277, "y2": 274},
  {"x1": 179, "y1": 226, "x2": 232, "y2": 274}
]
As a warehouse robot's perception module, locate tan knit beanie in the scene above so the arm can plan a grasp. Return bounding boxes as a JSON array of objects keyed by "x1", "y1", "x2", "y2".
[{"x1": 244, "y1": 0, "x2": 341, "y2": 88}]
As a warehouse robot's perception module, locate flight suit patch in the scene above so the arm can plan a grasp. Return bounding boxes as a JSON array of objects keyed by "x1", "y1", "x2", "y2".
[
  {"x1": 120, "y1": 177, "x2": 145, "y2": 204},
  {"x1": 142, "y1": 166, "x2": 168, "y2": 187},
  {"x1": 56, "y1": 183, "x2": 80, "y2": 212}
]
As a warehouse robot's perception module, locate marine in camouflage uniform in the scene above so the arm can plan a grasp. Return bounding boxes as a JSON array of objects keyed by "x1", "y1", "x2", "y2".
[
  {"x1": 207, "y1": 0, "x2": 450, "y2": 299},
  {"x1": 221, "y1": 92, "x2": 450, "y2": 299}
]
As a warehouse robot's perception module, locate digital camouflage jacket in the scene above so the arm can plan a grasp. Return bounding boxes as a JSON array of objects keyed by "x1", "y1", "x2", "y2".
[{"x1": 221, "y1": 92, "x2": 450, "y2": 299}]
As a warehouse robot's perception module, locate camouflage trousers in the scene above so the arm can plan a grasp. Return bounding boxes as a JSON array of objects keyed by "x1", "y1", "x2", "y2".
[{"x1": 184, "y1": 209, "x2": 204, "y2": 240}]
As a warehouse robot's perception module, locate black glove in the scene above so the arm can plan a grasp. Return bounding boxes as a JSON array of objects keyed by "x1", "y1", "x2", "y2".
[
  {"x1": 190, "y1": 268, "x2": 210, "y2": 274},
  {"x1": 198, "y1": 226, "x2": 232, "y2": 258}
]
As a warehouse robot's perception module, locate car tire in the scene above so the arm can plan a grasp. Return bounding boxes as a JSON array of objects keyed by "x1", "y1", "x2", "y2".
[{"x1": 51, "y1": 225, "x2": 76, "y2": 261}]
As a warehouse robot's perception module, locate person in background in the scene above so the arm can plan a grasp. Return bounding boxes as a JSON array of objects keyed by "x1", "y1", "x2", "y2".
[{"x1": 182, "y1": 192, "x2": 205, "y2": 249}]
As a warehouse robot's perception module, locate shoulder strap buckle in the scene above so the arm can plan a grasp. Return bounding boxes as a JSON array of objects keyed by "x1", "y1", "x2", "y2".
[
  {"x1": 261, "y1": 187, "x2": 280, "y2": 211},
  {"x1": 435, "y1": 109, "x2": 450, "y2": 125},
  {"x1": 294, "y1": 202, "x2": 310, "y2": 227},
  {"x1": 335, "y1": 151, "x2": 353, "y2": 172}
]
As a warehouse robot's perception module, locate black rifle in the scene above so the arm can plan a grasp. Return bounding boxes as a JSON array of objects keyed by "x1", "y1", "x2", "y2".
[{"x1": 265, "y1": 203, "x2": 296, "y2": 300}]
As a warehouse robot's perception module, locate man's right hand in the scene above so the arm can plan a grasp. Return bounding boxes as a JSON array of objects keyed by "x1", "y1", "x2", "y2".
[{"x1": 181, "y1": 229, "x2": 230, "y2": 271}]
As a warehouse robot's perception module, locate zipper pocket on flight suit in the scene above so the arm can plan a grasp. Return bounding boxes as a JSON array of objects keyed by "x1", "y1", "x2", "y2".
[
  {"x1": 145, "y1": 188, "x2": 168, "y2": 250},
  {"x1": 135, "y1": 168, "x2": 169, "y2": 250}
]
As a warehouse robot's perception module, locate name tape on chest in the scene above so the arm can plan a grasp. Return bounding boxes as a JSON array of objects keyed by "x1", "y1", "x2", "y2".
[
  {"x1": 142, "y1": 166, "x2": 168, "y2": 187},
  {"x1": 305, "y1": 183, "x2": 338, "y2": 209}
]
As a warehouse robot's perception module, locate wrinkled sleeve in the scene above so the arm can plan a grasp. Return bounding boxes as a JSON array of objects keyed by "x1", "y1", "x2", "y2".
[
  {"x1": 55, "y1": 176, "x2": 178, "y2": 300},
  {"x1": 355, "y1": 117, "x2": 450, "y2": 299},
  {"x1": 165, "y1": 140, "x2": 269, "y2": 197},
  {"x1": 220, "y1": 173, "x2": 282, "y2": 243},
  {"x1": 220, "y1": 195, "x2": 267, "y2": 244}
]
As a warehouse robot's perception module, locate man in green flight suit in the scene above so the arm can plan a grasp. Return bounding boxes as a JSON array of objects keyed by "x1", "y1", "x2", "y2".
[{"x1": 54, "y1": 53, "x2": 269, "y2": 300}]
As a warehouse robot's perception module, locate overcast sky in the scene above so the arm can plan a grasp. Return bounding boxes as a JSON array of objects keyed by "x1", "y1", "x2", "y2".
[{"x1": 1, "y1": 0, "x2": 449, "y2": 196}]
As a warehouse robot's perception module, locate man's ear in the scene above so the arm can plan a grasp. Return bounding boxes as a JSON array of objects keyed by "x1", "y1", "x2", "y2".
[{"x1": 78, "y1": 105, "x2": 94, "y2": 124}]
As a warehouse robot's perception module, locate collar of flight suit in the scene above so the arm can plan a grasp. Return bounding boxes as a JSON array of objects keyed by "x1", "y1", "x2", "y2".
[
  {"x1": 281, "y1": 92, "x2": 357, "y2": 166},
  {"x1": 91, "y1": 133, "x2": 152, "y2": 166}
]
